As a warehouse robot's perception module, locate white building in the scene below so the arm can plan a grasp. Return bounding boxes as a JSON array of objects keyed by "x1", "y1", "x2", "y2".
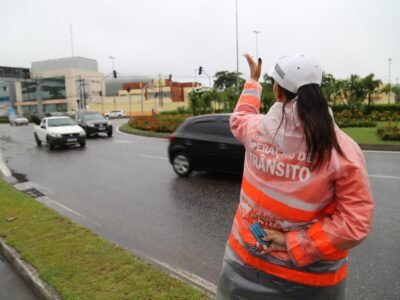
[{"x1": 15, "y1": 57, "x2": 104, "y2": 115}]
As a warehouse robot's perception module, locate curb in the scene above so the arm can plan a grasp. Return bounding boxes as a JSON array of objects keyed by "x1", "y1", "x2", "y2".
[
  {"x1": 118, "y1": 126, "x2": 400, "y2": 151},
  {"x1": 0, "y1": 238, "x2": 62, "y2": 300},
  {"x1": 0, "y1": 150, "x2": 61, "y2": 299}
]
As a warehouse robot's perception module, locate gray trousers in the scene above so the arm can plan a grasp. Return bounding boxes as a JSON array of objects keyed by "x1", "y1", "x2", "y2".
[{"x1": 216, "y1": 246, "x2": 346, "y2": 300}]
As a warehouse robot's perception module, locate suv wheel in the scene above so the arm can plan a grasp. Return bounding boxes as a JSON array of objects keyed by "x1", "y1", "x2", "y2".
[{"x1": 172, "y1": 152, "x2": 192, "y2": 177}]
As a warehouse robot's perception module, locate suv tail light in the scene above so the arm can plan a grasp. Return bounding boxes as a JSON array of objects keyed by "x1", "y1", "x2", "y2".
[{"x1": 169, "y1": 134, "x2": 176, "y2": 144}]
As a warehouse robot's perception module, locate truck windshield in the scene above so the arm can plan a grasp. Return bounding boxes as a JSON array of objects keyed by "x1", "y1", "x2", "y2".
[{"x1": 48, "y1": 118, "x2": 76, "y2": 127}]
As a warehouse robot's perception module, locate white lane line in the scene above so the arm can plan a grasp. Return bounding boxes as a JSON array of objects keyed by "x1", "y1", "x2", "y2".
[
  {"x1": 149, "y1": 257, "x2": 217, "y2": 294},
  {"x1": 363, "y1": 150, "x2": 400, "y2": 154},
  {"x1": 369, "y1": 174, "x2": 400, "y2": 180},
  {"x1": 113, "y1": 140, "x2": 134, "y2": 143},
  {"x1": 49, "y1": 199, "x2": 103, "y2": 228},
  {"x1": 139, "y1": 154, "x2": 168, "y2": 160}
]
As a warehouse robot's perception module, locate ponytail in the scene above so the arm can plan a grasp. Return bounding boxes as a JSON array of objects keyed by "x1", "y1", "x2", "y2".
[{"x1": 278, "y1": 84, "x2": 345, "y2": 170}]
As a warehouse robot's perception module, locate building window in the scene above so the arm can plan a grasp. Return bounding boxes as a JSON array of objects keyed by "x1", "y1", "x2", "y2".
[{"x1": 21, "y1": 77, "x2": 66, "y2": 102}]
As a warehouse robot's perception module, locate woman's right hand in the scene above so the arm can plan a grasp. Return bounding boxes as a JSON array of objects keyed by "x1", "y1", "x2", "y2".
[{"x1": 244, "y1": 54, "x2": 262, "y2": 82}]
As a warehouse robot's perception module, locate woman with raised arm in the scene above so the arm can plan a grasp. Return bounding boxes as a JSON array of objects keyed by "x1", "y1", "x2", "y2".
[{"x1": 216, "y1": 54, "x2": 374, "y2": 300}]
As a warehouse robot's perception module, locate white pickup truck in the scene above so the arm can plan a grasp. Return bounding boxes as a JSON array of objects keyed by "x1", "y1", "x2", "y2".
[{"x1": 33, "y1": 116, "x2": 86, "y2": 150}]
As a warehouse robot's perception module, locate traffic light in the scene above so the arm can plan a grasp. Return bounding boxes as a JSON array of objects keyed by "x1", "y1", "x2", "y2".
[
  {"x1": 113, "y1": 70, "x2": 117, "y2": 78},
  {"x1": 198, "y1": 66, "x2": 203, "y2": 75}
]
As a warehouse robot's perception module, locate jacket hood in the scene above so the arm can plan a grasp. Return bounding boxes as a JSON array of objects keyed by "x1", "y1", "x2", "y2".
[{"x1": 261, "y1": 100, "x2": 306, "y2": 153}]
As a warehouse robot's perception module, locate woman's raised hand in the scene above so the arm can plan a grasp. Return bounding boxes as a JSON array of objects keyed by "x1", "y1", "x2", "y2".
[{"x1": 244, "y1": 53, "x2": 262, "y2": 82}]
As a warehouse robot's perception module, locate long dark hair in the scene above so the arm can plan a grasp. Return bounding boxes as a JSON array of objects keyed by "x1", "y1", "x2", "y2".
[{"x1": 278, "y1": 84, "x2": 345, "y2": 170}]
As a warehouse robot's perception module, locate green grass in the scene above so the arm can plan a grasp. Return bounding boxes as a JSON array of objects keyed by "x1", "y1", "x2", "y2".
[
  {"x1": 0, "y1": 180, "x2": 209, "y2": 300},
  {"x1": 342, "y1": 127, "x2": 398, "y2": 145},
  {"x1": 342, "y1": 121, "x2": 400, "y2": 145},
  {"x1": 119, "y1": 123, "x2": 170, "y2": 138}
]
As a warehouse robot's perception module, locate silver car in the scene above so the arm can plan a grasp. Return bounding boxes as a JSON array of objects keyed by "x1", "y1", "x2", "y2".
[{"x1": 10, "y1": 115, "x2": 29, "y2": 126}]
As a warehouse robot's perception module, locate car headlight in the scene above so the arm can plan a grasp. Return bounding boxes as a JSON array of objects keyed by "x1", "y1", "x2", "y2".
[
  {"x1": 86, "y1": 122, "x2": 95, "y2": 127},
  {"x1": 107, "y1": 120, "x2": 112, "y2": 126},
  {"x1": 48, "y1": 132, "x2": 61, "y2": 138},
  {"x1": 79, "y1": 131, "x2": 86, "y2": 136}
]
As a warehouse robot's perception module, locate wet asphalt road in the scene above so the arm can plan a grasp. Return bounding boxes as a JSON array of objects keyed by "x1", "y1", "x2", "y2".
[{"x1": 0, "y1": 120, "x2": 399, "y2": 299}]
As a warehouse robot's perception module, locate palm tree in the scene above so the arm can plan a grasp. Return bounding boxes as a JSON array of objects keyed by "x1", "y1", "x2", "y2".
[
  {"x1": 362, "y1": 73, "x2": 382, "y2": 111},
  {"x1": 380, "y1": 84, "x2": 396, "y2": 104}
]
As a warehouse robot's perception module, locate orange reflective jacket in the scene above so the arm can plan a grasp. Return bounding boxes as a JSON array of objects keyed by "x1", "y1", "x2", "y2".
[{"x1": 227, "y1": 80, "x2": 374, "y2": 287}]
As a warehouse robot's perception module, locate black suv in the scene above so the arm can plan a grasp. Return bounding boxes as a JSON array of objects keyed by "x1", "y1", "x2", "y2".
[
  {"x1": 76, "y1": 111, "x2": 113, "y2": 137},
  {"x1": 168, "y1": 114, "x2": 245, "y2": 177}
]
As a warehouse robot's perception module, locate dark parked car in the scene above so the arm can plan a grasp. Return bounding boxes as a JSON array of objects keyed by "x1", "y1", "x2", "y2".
[
  {"x1": 76, "y1": 111, "x2": 113, "y2": 137},
  {"x1": 168, "y1": 114, "x2": 245, "y2": 177}
]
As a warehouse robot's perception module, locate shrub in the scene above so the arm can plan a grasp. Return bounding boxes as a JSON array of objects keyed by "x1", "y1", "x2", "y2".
[
  {"x1": 128, "y1": 114, "x2": 190, "y2": 133},
  {"x1": 334, "y1": 109, "x2": 364, "y2": 120},
  {"x1": 0, "y1": 116, "x2": 9, "y2": 123},
  {"x1": 336, "y1": 119, "x2": 376, "y2": 128},
  {"x1": 377, "y1": 124, "x2": 400, "y2": 141}
]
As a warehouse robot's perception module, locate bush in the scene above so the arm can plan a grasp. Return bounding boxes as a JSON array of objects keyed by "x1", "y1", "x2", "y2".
[
  {"x1": 334, "y1": 109, "x2": 364, "y2": 120},
  {"x1": 0, "y1": 116, "x2": 9, "y2": 124},
  {"x1": 336, "y1": 119, "x2": 376, "y2": 128},
  {"x1": 128, "y1": 114, "x2": 190, "y2": 133},
  {"x1": 377, "y1": 124, "x2": 400, "y2": 141},
  {"x1": 334, "y1": 108, "x2": 400, "y2": 122}
]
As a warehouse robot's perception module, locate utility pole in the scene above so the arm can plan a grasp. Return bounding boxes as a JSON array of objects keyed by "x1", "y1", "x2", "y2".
[
  {"x1": 235, "y1": 0, "x2": 240, "y2": 94},
  {"x1": 127, "y1": 89, "x2": 132, "y2": 116},
  {"x1": 108, "y1": 56, "x2": 115, "y2": 72},
  {"x1": 36, "y1": 79, "x2": 43, "y2": 117},
  {"x1": 159, "y1": 74, "x2": 163, "y2": 108},
  {"x1": 253, "y1": 30, "x2": 261, "y2": 58},
  {"x1": 140, "y1": 82, "x2": 144, "y2": 116},
  {"x1": 76, "y1": 76, "x2": 88, "y2": 111},
  {"x1": 388, "y1": 58, "x2": 392, "y2": 104}
]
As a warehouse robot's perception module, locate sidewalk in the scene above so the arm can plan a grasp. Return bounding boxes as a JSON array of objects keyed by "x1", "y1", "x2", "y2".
[{"x1": 0, "y1": 254, "x2": 36, "y2": 300}]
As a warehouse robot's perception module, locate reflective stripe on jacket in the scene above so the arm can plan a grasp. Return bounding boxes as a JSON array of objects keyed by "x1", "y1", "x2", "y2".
[{"x1": 227, "y1": 79, "x2": 374, "y2": 287}]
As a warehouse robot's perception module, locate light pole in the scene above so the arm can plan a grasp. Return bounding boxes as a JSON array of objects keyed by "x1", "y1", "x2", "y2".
[
  {"x1": 253, "y1": 30, "x2": 261, "y2": 58},
  {"x1": 108, "y1": 56, "x2": 115, "y2": 72},
  {"x1": 235, "y1": 0, "x2": 239, "y2": 94},
  {"x1": 388, "y1": 58, "x2": 392, "y2": 104}
]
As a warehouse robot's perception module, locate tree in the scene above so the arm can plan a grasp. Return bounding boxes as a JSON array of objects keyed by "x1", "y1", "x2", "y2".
[
  {"x1": 362, "y1": 73, "x2": 382, "y2": 111},
  {"x1": 321, "y1": 72, "x2": 341, "y2": 105},
  {"x1": 260, "y1": 74, "x2": 275, "y2": 113},
  {"x1": 188, "y1": 88, "x2": 217, "y2": 115},
  {"x1": 380, "y1": 84, "x2": 397, "y2": 104},
  {"x1": 213, "y1": 71, "x2": 244, "y2": 91},
  {"x1": 218, "y1": 87, "x2": 238, "y2": 112},
  {"x1": 341, "y1": 75, "x2": 367, "y2": 111}
]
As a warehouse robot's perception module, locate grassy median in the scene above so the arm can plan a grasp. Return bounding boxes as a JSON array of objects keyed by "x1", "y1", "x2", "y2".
[{"x1": 0, "y1": 180, "x2": 209, "y2": 300}]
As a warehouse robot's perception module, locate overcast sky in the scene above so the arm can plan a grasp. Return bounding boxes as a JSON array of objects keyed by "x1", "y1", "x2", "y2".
[{"x1": 1, "y1": 0, "x2": 399, "y2": 85}]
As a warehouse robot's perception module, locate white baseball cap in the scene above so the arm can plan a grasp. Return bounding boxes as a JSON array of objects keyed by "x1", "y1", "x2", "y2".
[{"x1": 268, "y1": 54, "x2": 322, "y2": 94}]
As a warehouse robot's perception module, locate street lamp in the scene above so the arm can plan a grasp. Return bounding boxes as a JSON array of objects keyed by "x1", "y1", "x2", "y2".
[
  {"x1": 388, "y1": 58, "x2": 392, "y2": 104},
  {"x1": 253, "y1": 30, "x2": 261, "y2": 58},
  {"x1": 108, "y1": 56, "x2": 115, "y2": 72},
  {"x1": 235, "y1": 0, "x2": 239, "y2": 93}
]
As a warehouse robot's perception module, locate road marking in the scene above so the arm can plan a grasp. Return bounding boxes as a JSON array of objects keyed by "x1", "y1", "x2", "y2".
[
  {"x1": 49, "y1": 200, "x2": 103, "y2": 228},
  {"x1": 113, "y1": 140, "x2": 133, "y2": 143},
  {"x1": 369, "y1": 174, "x2": 400, "y2": 180},
  {"x1": 139, "y1": 154, "x2": 168, "y2": 160},
  {"x1": 363, "y1": 150, "x2": 400, "y2": 154},
  {"x1": 148, "y1": 257, "x2": 217, "y2": 295}
]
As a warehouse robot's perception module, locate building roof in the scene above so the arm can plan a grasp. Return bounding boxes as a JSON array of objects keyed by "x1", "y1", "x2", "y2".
[{"x1": 31, "y1": 56, "x2": 98, "y2": 73}]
